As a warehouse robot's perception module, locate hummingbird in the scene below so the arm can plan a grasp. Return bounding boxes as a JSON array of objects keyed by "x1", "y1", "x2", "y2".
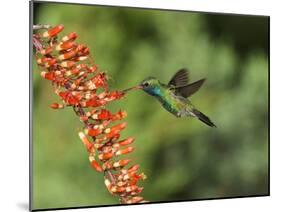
[{"x1": 123, "y1": 68, "x2": 216, "y2": 127}]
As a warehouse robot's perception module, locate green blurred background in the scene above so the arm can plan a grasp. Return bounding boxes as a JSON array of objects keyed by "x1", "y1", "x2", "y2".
[{"x1": 32, "y1": 2, "x2": 269, "y2": 210}]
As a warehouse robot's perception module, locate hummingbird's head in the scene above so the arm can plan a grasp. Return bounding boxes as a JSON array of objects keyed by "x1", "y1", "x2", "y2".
[
  {"x1": 139, "y1": 77, "x2": 162, "y2": 96},
  {"x1": 122, "y1": 77, "x2": 162, "y2": 96}
]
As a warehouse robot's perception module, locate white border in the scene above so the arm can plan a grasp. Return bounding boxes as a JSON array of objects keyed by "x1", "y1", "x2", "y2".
[{"x1": 1, "y1": 0, "x2": 279, "y2": 211}]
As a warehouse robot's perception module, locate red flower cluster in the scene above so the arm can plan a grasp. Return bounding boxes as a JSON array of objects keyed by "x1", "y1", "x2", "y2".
[{"x1": 33, "y1": 24, "x2": 147, "y2": 204}]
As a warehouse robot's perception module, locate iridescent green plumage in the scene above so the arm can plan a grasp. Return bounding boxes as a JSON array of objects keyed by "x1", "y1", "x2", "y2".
[
  {"x1": 139, "y1": 77, "x2": 195, "y2": 117},
  {"x1": 125, "y1": 69, "x2": 216, "y2": 127}
]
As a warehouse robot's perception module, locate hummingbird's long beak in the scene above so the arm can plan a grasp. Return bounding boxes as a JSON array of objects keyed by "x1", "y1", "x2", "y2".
[{"x1": 122, "y1": 85, "x2": 143, "y2": 93}]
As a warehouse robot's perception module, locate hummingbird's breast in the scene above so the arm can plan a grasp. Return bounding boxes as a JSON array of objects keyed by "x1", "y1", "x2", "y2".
[
  {"x1": 156, "y1": 89, "x2": 187, "y2": 117},
  {"x1": 143, "y1": 84, "x2": 191, "y2": 117}
]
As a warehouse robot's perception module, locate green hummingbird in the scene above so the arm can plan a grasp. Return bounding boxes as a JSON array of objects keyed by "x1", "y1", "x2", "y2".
[{"x1": 124, "y1": 68, "x2": 216, "y2": 127}]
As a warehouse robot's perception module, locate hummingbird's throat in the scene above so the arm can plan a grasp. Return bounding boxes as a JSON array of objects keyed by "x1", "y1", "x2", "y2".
[{"x1": 144, "y1": 86, "x2": 161, "y2": 96}]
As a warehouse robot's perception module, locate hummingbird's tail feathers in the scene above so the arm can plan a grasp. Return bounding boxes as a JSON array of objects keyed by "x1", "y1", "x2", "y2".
[{"x1": 192, "y1": 109, "x2": 216, "y2": 127}]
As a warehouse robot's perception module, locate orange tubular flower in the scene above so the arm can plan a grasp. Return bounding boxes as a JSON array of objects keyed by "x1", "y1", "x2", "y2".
[{"x1": 33, "y1": 24, "x2": 147, "y2": 204}]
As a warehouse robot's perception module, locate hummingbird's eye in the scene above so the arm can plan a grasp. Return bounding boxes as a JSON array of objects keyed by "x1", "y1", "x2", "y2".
[{"x1": 143, "y1": 82, "x2": 149, "y2": 87}]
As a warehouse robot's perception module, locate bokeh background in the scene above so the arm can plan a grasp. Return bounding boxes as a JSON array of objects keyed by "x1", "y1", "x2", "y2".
[{"x1": 32, "y1": 2, "x2": 269, "y2": 210}]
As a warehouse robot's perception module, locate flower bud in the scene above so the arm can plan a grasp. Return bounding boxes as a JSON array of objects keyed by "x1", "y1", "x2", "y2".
[
  {"x1": 41, "y1": 71, "x2": 55, "y2": 81},
  {"x1": 50, "y1": 103, "x2": 64, "y2": 109},
  {"x1": 113, "y1": 137, "x2": 134, "y2": 148},
  {"x1": 113, "y1": 159, "x2": 131, "y2": 168},
  {"x1": 111, "y1": 186, "x2": 125, "y2": 193},
  {"x1": 78, "y1": 132, "x2": 93, "y2": 152},
  {"x1": 104, "y1": 178, "x2": 113, "y2": 194},
  {"x1": 84, "y1": 128, "x2": 102, "y2": 137},
  {"x1": 42, "y1": 25, "x2": 64, "y2": 38},
  {"x1": 60, "y1": 61, "x2": 76, "y2": 68},
  {"x1": 58, "y1": 49, "x2": 77, "y2": 61},
  {"x1": 89, "y1": 155, "x2": 103, "y2": 172},
  {"x1": 115, "y1": 146, "x2": 134, "y2": 156},
  {"x1": 56, "y1": 41, "x2": 75, "y2": 51},
  {"x1": 104, "y1": 122, "x2": 127, "y2": 138},
  {"x1": 98, "y1": 152, "x2": 114, "y2": 160},
  {"x1": 61, "y1": 32, "x2": 77, "y2": 42}
]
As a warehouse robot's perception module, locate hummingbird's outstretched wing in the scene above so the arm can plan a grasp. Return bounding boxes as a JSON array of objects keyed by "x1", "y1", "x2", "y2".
[
  {"x1": 168, "y1": 68, "x2": 206, "y2": 98},
  {"x1": 168, "y1": 68, "x2": 189, "y2": 88},
  {"x1": 175, "y1": 78, "x2": 206, "y2": 98}
]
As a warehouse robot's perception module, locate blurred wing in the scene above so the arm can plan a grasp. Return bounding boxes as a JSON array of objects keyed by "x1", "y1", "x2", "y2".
[
  {"x1": 168, "y1": 68, "x2": 189, "y2": 88},
  {"x1": 175, "y1": 78, "x2": 206, "y2": 98}
]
